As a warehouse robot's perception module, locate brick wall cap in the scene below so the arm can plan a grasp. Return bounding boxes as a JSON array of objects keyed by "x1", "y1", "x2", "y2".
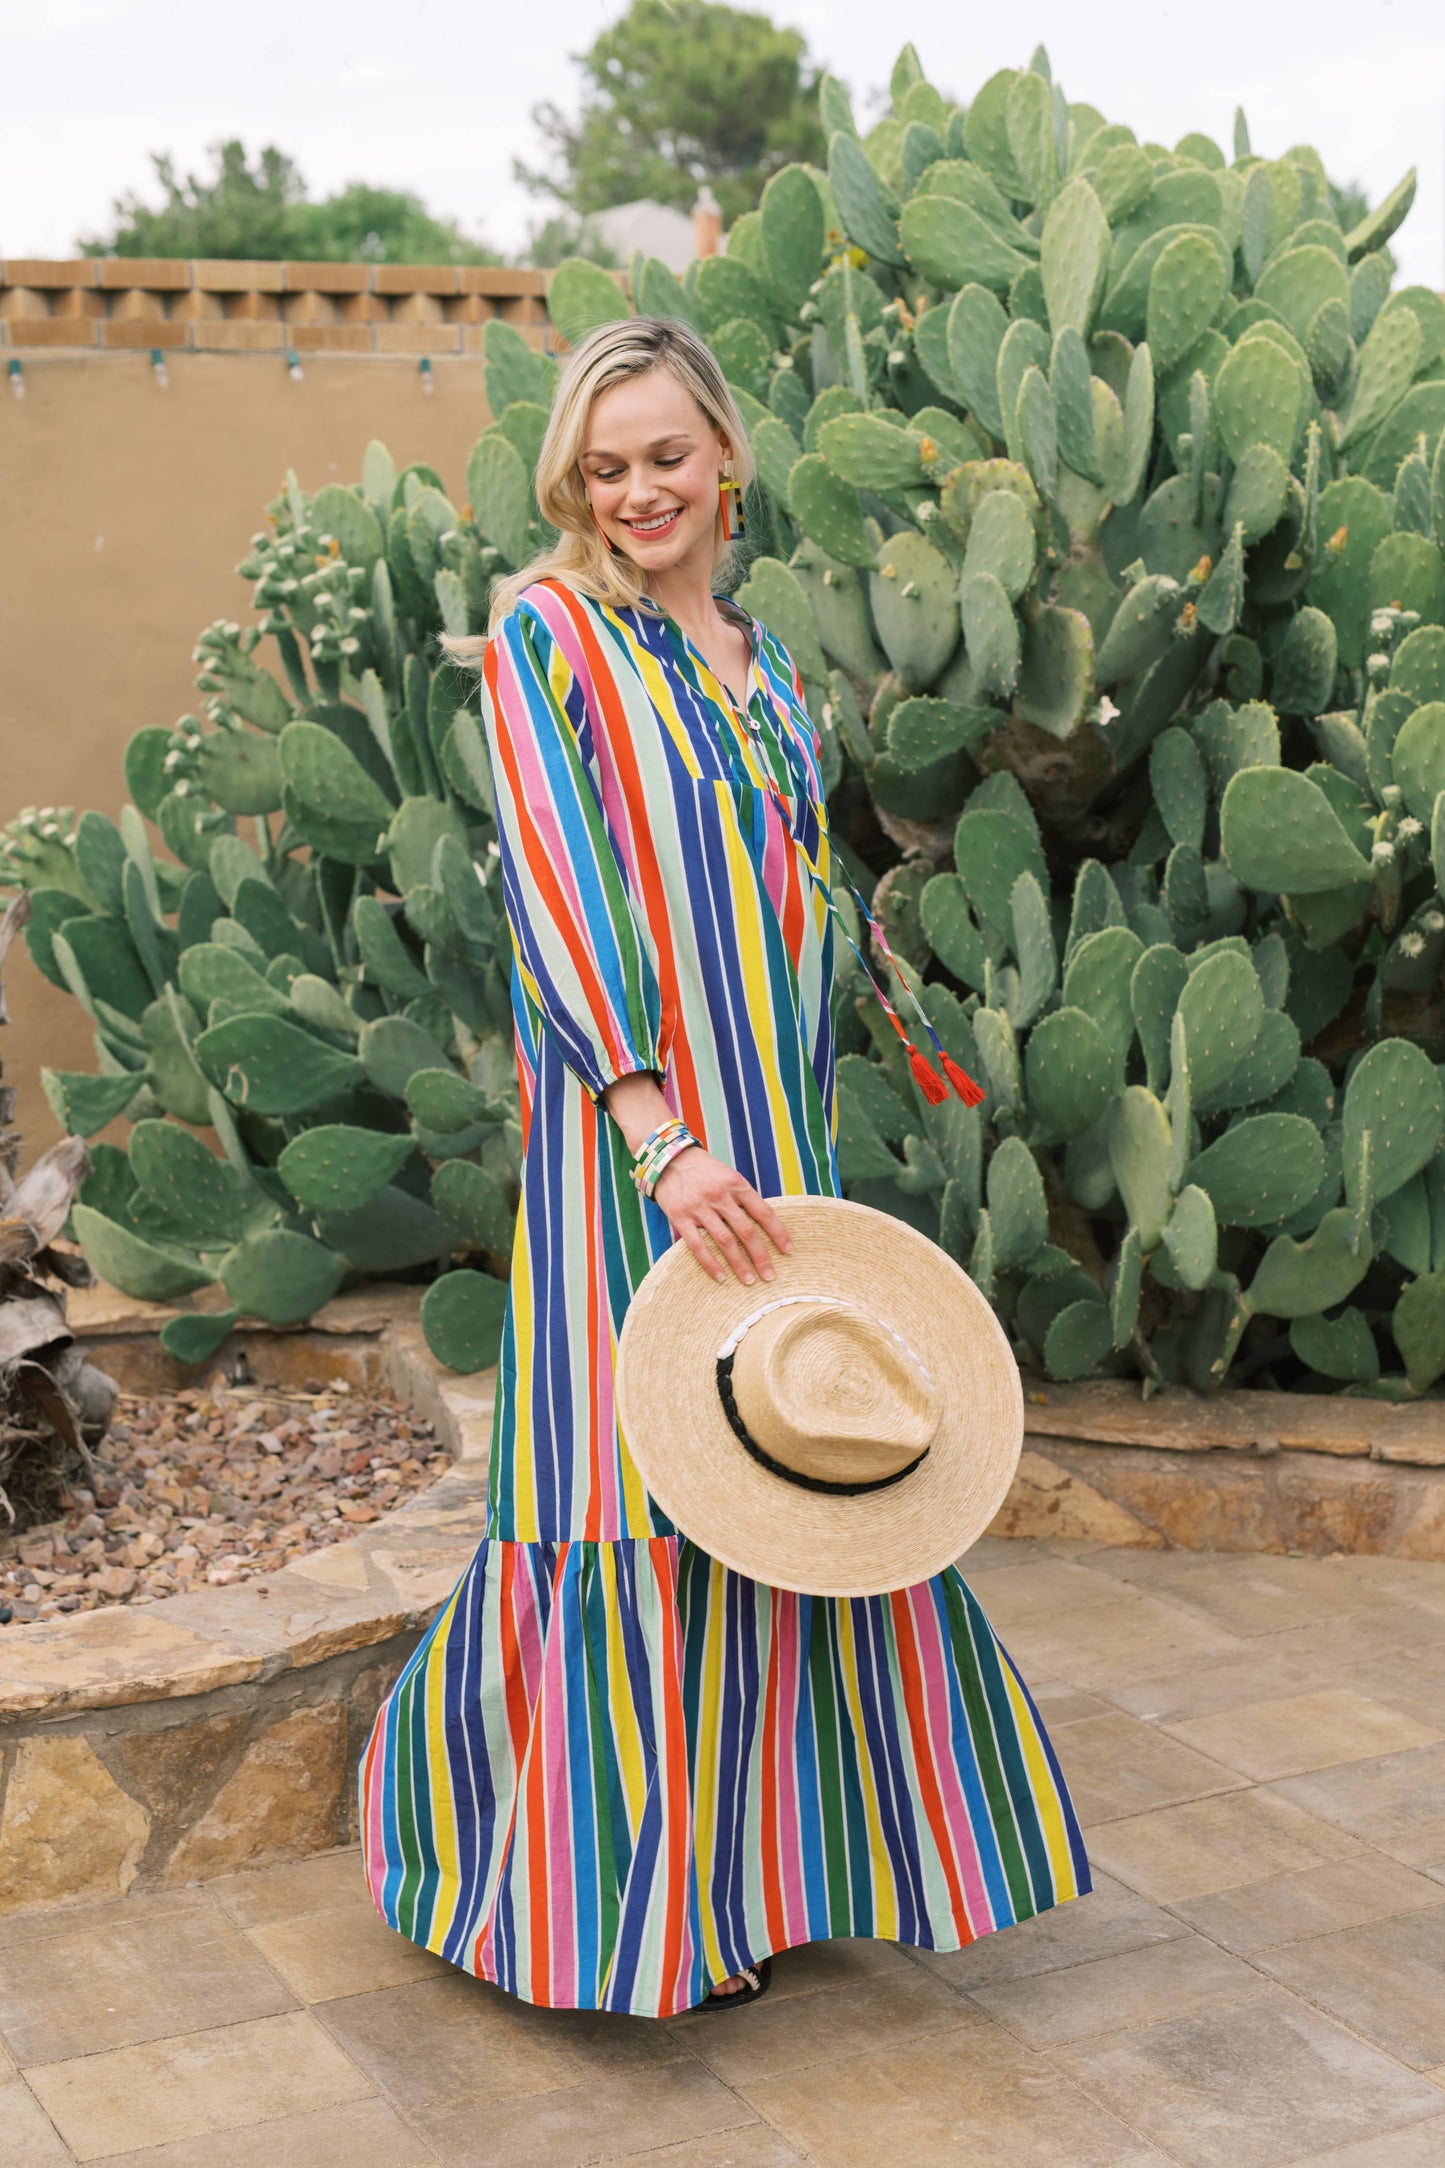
[
  {"x1": 96, "y1": 258, "x2": 192, "y2": 290},
  {"x1": 459, "y1": 265, "x2": 546, "y2": 296},
  {"x1": 192, "y1": 260, "x2": 285, "y2": 292},
  {"x1": 374, "y1": 264, "x2": 462, "y2": 295},
  {"x1": 1, "y1": 260, "x2": 100, "y2": 288},
  {"x1": 281, "y1": 262, "x2": 372, "y2": 293}
]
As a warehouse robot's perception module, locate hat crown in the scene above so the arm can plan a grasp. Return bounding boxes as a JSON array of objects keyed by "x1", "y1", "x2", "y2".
[{"x1": 729, "y1": 1299, "x2": 940, "y2": 1488}]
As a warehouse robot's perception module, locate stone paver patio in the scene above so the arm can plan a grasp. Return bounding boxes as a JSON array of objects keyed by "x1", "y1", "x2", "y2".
[{"x1": 4, "y1": 1535, "x2": 1445, "y2": 2166}]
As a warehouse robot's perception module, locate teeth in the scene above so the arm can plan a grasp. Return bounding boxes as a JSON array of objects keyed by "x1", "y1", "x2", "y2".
[{"x1": 627, "y1": 509, "x2": 680, "y2": 532}]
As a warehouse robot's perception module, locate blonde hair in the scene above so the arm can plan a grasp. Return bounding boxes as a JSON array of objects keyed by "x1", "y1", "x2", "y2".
[{"x1": 443, "y1": 315, "x2": 756, "y2": 664}]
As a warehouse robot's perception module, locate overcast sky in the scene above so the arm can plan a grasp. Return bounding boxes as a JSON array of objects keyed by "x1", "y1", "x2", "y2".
[{"x1": 3, "y1": 0, "x2": 1442, "y2": 287}]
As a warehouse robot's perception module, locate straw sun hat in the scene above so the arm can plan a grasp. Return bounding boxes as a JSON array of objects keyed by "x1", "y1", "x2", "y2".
[{"x1": 615, "y1": 1196, "x2": 1023, "y2": 1598}]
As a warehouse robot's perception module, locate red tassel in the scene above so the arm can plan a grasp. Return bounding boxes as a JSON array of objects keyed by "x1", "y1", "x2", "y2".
[
  {"x1": 908, "y1": 1047, "x2": 950, "y2": 1105},
  {"x1": 941, "y1": 1052, "x2": 986, "y2": 1107}
]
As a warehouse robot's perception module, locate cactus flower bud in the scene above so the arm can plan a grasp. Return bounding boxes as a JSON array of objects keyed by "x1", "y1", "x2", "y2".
[
  {"x1": 1326, "y1": 525, "x2": 1348, "y2": 552},
  {"x1": 917, "y1": 437, "x2": 937, "y2": 463}
]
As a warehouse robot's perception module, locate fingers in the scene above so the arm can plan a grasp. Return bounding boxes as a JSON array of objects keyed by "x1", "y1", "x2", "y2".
[
  {"x1": 699, "y1": 1202, "x2": 771, "y2": 1286},
  {"x1": 650, "y1": 1150, "x2": 796, "y2": 1284},
  {"x1": 680, "y1": 1220, "x2": 729, "y2": 1284},
  {"x1": 715, "y1": 1197, "x2": 779, "y2": 1284},
  {"x1": 749, "y1": 1194, "x2": 794, "y2": 1258}
]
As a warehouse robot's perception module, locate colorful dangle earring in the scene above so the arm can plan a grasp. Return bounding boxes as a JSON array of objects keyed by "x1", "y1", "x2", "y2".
[{"x1": 719, "y1": 460, "x2": 746, "y2": 541}]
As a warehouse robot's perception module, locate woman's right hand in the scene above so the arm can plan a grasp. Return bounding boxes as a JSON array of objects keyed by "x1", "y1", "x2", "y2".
[{"x1": 651, "y1": 1146, "x2": 793, "y2": 1286}]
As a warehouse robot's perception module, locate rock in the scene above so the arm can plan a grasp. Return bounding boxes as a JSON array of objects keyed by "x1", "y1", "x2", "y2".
[
  {"x1": 0, "y1": 1737, "x2": 150, "y2": 1911},
  {"x1": 164, "y1": 1705, "x2": 346, "y2": 1883},
  {"x1": 118, "y1": 1711, "x2": 250, "y2": 1828},
  {"x1": 987, "y1": 1448, "x2": 1165, "y2": 1548},
  {"x1": 94, "y1": 1566, "x2": 138, "y2": 1598}
]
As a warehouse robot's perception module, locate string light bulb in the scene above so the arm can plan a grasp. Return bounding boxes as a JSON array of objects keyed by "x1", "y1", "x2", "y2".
[
  {"x1": 285, "y1": 348, "x2": 303, "y2": 383},
  {"x1": 8, "y1": 358, "x2": 23, "y2": 401},
  {"x1": 419, "y1": 356, "x2": 434, "y2": 396},
  {"x1": 150, "y1": 347, "x2": 169, "y2": 389}
]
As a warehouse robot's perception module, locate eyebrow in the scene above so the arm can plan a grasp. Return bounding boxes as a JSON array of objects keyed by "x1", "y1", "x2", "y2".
[{"x1": 581, "y1": 432, "x2": 694, "y2": 462}]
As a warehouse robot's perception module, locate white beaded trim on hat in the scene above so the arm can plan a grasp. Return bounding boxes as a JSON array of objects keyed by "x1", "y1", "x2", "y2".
[{"x1": 715, "y1": 1293, "x2": 935, "y2": 1387}]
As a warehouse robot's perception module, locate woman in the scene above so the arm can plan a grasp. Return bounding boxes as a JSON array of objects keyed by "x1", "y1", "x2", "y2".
[{"x1": 360, "y1": 316, "x2": 1089, "y2": 2015}]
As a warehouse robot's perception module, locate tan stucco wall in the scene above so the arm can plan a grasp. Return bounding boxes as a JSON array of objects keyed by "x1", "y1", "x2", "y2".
[{"x1": 1, "y1": 350, "x2": 494, "y2": 1154}]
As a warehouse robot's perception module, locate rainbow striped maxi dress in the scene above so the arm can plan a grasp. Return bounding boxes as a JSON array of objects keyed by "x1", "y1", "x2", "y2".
[{"x1": 359, "y1": 576, "x2": 1090, "y2": 2015}]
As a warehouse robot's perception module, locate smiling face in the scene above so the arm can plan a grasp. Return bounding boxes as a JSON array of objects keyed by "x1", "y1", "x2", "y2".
[{"x1": 579, "y1": 366, "x2": 729, "y2": 578}]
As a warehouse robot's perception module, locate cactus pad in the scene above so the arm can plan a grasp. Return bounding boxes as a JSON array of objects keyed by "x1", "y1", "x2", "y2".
[
  {"x1": 130, "y1": 1119, "x2": 254, "y2": 1244},
  {"x1": 1214, "y1": 334, "x2": 1301, "y2": 462},
  {"x1": 1175, "y1": 949, "x2": 1265, "y2": 1100},
  {"x1": 1040, "y1": 178, "x2": 1110, "y2": 338},
  {"x1": 220, "y1": 1227, "x2": 346, "y2": 1326},
  {"x1": 71, "y1": 1204, "x2": 212, "y2": 1303},
  {"x1": 1392, "y1": 1272, "x2": 1445, "y2": 1393},
  {"x1": 278, "y1": 1125, "x2": 416, "y2": 1213},
  {"x1": 1024, "y1": 1006, "x2": 1120, "y2": 1138},
  {"x1": 1248, "y1": 1206, "x2": 1372, "y2": 1317},
  {"x1": 946, "y1": 285, "x2": 1008, "y2": 440},
  {"x1": 985, "y1": 1136, "x2": 1048, "y2": 1267},
  {"x1": 1186, "y1": 1112, "x2": 1325, "y2": 1228},
  {"x1": 1107, "y1": 1086, "x2": 1174, "y2": 1249},
  {"x1": 1342, "y1": 1040, "x2": 1445, "y2": 1208},
  {"x1": 1146, "y1": 232, "x2": 1228, "y2": 375},
  {"x1": 1391, "y1": 703, "x2": 1445, "y2": 823},
  {"x1": 788, "y1": 456, "x2": 875, "y2": 568},
  {"x1": 870, "y1": 534, "x2": 960, "y2": 690},
  {"x1": 197, "y1": 1013, "x2": 363, "y2": 1115},
  {"x1": 1220, "y1": 766, "x2": 1374, "y2": 895}
]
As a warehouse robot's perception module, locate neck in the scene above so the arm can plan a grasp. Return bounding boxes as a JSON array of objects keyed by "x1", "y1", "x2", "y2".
[{"x1": 642, "y1": 540, "x2": 721, "y2": 643}]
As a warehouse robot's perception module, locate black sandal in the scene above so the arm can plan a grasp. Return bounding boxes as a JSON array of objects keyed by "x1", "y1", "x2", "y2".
[{"x1": 692, "y1": 1957, "x2": 772, "y2": 2011}]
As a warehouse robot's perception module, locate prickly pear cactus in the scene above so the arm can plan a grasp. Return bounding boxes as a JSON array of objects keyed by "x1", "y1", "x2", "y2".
[
  {"x1": 645, "y1": 45, "x2": 1442, "y2": 1402},
  {"x1": 7, "y1": 54, "x2": 1445, "y2": 1399}
]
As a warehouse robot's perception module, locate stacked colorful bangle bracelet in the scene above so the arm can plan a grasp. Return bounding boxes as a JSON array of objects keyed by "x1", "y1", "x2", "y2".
[{"x1": 630, "y1": 1116, "x2": 701, "y2": 1199}]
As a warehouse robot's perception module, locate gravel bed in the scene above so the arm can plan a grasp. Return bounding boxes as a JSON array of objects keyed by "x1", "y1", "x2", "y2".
[{"x1": 0, "y1": 1373, "x2": 447, "y2": 1625}]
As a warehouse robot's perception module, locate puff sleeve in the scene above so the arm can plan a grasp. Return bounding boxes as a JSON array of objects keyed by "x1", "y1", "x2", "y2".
[{"x1": 480, "y1": 598, "x2": 667, "y2": 1105}]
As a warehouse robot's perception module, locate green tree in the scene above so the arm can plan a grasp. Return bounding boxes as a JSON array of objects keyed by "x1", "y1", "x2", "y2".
[
  {"x1": 516, "y1": 0, "x2": 825, "y2": 227},
  {"x1": 79, "y1": 140, "x2": 501, "y2": 264},
  {"x1": 288, "y1": 183, "x2": 502, "y2": 266},
  {"x1": 522, "y1": 214, "x2": 622, "y2": 271}
]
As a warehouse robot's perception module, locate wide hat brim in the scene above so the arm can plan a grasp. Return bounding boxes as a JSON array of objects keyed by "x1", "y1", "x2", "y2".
[{"x1": 615, "y1": 1196, "x2": 1022, "y2": 1598}]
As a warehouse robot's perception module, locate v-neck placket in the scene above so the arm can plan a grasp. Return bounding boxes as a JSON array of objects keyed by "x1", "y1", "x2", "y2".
[{"x1": 644, "y1": 594, "x2": 789, "y2": 804}]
